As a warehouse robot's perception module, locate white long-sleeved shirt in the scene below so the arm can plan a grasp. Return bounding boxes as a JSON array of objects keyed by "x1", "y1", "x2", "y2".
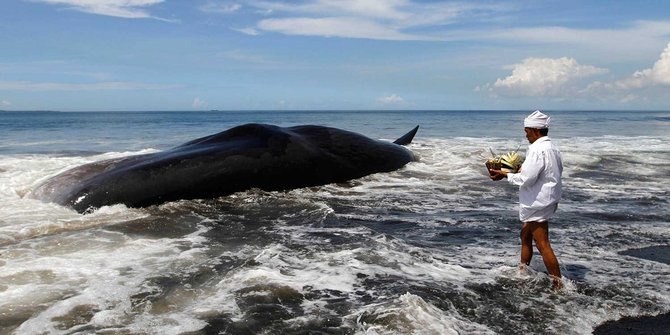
[{"x1": 506, "y1": 136, "x2": 563, "y2": 222}]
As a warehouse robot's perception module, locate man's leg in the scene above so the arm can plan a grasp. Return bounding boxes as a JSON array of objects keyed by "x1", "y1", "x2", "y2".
[
  {"x1": 519, "y1": 222, "x2": 534, "y2": 268},
  {"x1": 529, "y1": 221, "x2": 562, "y2": 289}
]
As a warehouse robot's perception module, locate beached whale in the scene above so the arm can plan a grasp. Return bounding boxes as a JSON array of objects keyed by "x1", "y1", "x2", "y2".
[{"x1": 28, "y1": 123, "x2": 419, "y2": 213}]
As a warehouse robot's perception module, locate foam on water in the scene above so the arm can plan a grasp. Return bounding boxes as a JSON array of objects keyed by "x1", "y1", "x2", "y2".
[
  {"x1": 0, "y1": 131, "x2": 668, "y2": 334},
  {"x1": 353, "y1": 292, "x2": 496, "y2": 334},
  {"x1": 2, "y1": 221, "x2": 214, "y2": 334},
  {"x1": 0, "y1": 152, "x2": 156, "y2": 245}
]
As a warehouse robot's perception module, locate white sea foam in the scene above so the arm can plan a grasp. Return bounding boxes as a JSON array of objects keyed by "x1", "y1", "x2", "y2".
[
  {"x1": 352, "y1": 292, "x2": 495, "y2": 335},
  {"x1": 0, "y1": 134, "x2": 668, "y2": 333},
  {"x1": 4, "y1": 223, "x2": 214, "y2": 334}
]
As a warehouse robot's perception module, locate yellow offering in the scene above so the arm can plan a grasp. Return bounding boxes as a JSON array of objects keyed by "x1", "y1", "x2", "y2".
[{"x1": 485, "y1": 149, "x2": 524, "y2": 174}]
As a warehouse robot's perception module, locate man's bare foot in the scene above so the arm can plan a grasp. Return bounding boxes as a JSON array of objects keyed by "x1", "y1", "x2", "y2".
[
  {"x1": 519, "y1": 263, "x2": 529, "y2": 273},
  {"x1": 551, "y1": 276, "x2": 563, "y2": 291}
]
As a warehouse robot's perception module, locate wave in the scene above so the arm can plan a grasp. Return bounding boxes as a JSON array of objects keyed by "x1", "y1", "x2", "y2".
[{"x1": 0, "y1": 136, "x2": 668, "y2": 334}]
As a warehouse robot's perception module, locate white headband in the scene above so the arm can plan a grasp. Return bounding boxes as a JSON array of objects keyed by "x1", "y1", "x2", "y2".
[{"x1": 524, "y1": 110, "x2": 550, "y2": 129}]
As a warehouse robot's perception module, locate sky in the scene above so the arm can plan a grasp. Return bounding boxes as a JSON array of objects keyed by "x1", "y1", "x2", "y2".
[{"x1": 1, "y1": 0, "x2": 669, "y2": 111}]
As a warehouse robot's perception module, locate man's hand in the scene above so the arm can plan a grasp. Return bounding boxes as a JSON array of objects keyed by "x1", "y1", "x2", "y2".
[{"x1": 489, "y1": 169, "x2": 507, "y2": 181}]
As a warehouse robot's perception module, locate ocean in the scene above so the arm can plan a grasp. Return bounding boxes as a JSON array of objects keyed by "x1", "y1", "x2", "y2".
[{"x1": 0, "y1": 110, "x2": 668, "y2": 334}]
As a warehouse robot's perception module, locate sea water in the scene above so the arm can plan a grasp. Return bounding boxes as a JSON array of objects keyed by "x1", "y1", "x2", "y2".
[{"x1": 0, "y1": 110, "x2": 668, "y2": 334}]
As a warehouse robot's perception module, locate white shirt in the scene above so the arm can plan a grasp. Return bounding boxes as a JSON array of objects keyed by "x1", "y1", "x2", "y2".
[{"x1": 506, "y1": 136, "x2": 563, "y2": 222}]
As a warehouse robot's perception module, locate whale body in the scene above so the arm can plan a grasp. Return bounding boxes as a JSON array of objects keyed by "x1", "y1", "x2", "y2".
[{"x1": 29, "y1": 123, "x2": 419, "y2": 213}]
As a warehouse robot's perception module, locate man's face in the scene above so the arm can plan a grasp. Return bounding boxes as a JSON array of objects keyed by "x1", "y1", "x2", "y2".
[{"x1": 524, "y1": 127, "x2": 541, "y2": 143}]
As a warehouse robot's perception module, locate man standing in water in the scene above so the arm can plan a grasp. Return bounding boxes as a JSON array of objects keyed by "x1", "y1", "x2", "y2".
[{"x1": 489, "y1": 110, "x2": 564, "y2": 290}]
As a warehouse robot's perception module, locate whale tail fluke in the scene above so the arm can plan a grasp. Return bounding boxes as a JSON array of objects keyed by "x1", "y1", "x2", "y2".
[{"x1": 393, "y1": 125, "x2": 419, "y2": 145}]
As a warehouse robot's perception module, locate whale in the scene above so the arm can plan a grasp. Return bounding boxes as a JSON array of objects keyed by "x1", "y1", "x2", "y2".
[{"x1": 28, "y1": 123, "x2": 419, "y2": 213}]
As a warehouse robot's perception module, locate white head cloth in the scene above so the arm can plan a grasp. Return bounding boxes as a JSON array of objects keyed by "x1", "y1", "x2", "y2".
[{"x1": 524, "y1": 110, "x2": 550, "y2": 129}]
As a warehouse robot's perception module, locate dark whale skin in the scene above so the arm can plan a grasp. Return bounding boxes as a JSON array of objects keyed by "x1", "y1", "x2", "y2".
[{"x1": 28, "y1": 123, "x2": 418, "y2": 213}]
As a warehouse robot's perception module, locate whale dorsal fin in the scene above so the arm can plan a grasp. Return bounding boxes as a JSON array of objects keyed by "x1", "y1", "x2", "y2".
[{"x1": 393, "y1": 125, "x2": 419, "y2": 145}]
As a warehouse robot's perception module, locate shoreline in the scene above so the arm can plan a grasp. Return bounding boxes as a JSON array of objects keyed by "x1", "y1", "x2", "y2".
[
  {"x1": 593, "y1": 312, "x2": 670, "y2": 335},
  {"x1": 592, "y1": 245, "x2": 670, "y2": 334},
  {"x1": 619, "y1": 245, "x2": 670, "y2": 265}
]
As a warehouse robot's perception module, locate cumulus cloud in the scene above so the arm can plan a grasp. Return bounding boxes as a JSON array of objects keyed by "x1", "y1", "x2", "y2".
[
  {"x1": 480, "y1": 43, "x2": 670, "y2": 105},
  {"x1": 610, "y1": 42, "x2": 670, "y2": 89},
  {"x1": 483, "y1": 57, "x2": 608, "y2": 97},
  {"x1": 0, "y1": 80, "x2": 181, "y2": 91},
  {"x1": 377, "y1": 93, "x2": 405, "y2": 106},
  {"x1": 1, "y1": 100, "x2": 11, "y2": 107},
  {"x1": 584, "y1": 42, "x2": 670, "y2": 103},
  {"x1": 33, "y1": 0, "x2": 166, "y2": 19}
]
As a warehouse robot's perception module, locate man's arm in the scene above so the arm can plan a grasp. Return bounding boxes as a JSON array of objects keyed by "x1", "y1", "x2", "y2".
[{"x1": 506, "y1": 151, "x2": 543, "y2": 187}]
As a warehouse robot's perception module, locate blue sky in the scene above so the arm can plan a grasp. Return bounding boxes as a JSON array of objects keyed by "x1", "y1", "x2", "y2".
[{"x1": 1, "y1": 0, "x2": 669, "y2": 111}]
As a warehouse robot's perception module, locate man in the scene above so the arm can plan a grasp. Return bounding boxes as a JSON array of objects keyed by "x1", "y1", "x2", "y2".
[{"x1": 489, "y1": 110, "x2": 564, "y2": 290}]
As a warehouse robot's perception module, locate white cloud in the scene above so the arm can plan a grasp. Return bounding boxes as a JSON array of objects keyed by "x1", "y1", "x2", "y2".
[
  {"x1": 1, "y1": 100, "x2": 11, "y2": 107},
  {"x1": 227, "y1": 0, "x2": 670, "y2": 59},
  {"x1": 240, "y1": 0, "x2": 670, "y2": 62},
  {"x1": 481, "y1": 43, "x2": 670, "y2": 106},
  {"x1": 252, "y1": 0, "x2": 410, "y2": 20},
  {"x1": 481, "y1": 21, "x2": 670, "y2": 61},
  {"x1": 258, "y1": 17, "x2": 419, "y2": 40},
  {"x1": 245, "y1": 0, "x2": 510, "y2": 40},
  {"x1": 485, "y1": 57, "x2": 608, "y2": 97},
  {"x1": 233, "y1": 27, "x2": 260, "y2": 36},
  {"x1": 251, "y1": 0, "x2": 507, "y2": 24},
  {"x1": 192, "y1": 97, "x2": 206, "y2": 108},
  {"x1": 0, "y1": 81, "x2": 181, "y2": 91},
  {"x1": 200, "y1": 1, "x2": 242, "y2": 14},
  {"x1": 613, "y1": 42, "x2": 670, "y2": 89},
  {"x1": 377, "y1": 93, "x2": 405, "y2": 106},
  {"x1": 33, "y1": 0, "x2": 166, "y2": 19},
  {"x1": 583, "y1": 42, "x2": 670, "y2": 104}
]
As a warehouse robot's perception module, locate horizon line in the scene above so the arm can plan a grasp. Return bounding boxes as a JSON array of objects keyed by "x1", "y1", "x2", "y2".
[{"x1": 2, "y1": 109, "x2": 669, "y2": 113}]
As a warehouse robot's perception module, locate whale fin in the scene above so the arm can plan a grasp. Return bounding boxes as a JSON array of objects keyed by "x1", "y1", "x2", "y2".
[{"x1": 393, "y1": 125, "x2": 419, "y2": 145}]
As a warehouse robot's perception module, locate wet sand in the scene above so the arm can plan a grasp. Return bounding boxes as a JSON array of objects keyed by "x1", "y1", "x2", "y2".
[
  {"x1": 592, "y1": 245, "x2": 670, "y2": 334},
  {"x1": 619, "y1": 245, "x2": 670, "y2": 265},
  {"x1": 592, "y1": 312, "x2": 670, "y2": 335}
]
